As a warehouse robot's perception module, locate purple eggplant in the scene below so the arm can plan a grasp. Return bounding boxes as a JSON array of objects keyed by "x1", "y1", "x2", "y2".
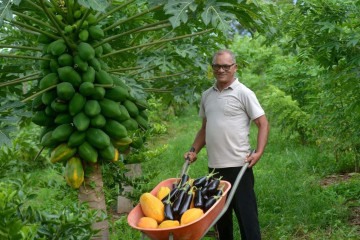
[
  {"x1": 163, "y1": 195, "x2": 175, "y2": 220},
  {"x1": 194, "y1": 188, "x2": 204, "y2": 209},
  {"x1": 204, "y1": 195, "x2": 221, "y2": 212},
  {"x1": 206, "y1": 176, "x2": 222, "y2": 194},
  {"x1": 172, "y1": 186, "x2": 186, "y2": 214},
  {"x1": 178, "y1": 186, "x2": 195, "y2": 216},
  {"x1": 162, "y1": 187, "x2": 180, "y2": 204}
]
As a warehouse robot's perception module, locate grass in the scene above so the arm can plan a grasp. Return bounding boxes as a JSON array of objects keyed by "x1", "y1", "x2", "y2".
[
  {"x1": 113, "y1": 107, "x2": 359, "y2": 239},
  {"x1": 1, "y1": 107, "x2": 358, "y2": 239}
]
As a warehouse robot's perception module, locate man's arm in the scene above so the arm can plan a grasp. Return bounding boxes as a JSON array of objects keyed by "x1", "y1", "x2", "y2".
[
  {"x1": 184, "y1": 118, "x2": 207, "y2": 163},
  {"x1": 246, "y1": 115, "x2": 269, "y2": 167}
]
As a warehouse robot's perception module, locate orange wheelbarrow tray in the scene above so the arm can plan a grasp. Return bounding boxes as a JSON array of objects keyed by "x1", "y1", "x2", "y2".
[{"x1": 127, "y1": 177, "x2": 232, "y2": 240}]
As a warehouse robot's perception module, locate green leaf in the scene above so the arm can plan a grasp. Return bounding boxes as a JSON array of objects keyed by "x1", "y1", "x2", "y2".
[
  {"x1": 77, "y1": 0, "x2": 109, "y2": 12},
  {"x1": 201, "y1": 1, "x2": 235, "y2": 32},
  {"x1": 164, "y1": 0, "x2": 198, "y2": 28}
]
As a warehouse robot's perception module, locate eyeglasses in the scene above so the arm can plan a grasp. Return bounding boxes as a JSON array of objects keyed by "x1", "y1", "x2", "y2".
[{"x1": 211, "y1": 63, "x2": 236, "y2": 71}]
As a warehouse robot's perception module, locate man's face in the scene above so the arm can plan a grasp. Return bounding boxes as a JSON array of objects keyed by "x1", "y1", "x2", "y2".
[{"x1": 212, "y1": 52, "x2": 237, "y2": 85}]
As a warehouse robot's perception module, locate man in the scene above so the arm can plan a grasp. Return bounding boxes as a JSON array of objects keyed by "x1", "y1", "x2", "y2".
[{"x1": 184, "y1": 49, "x2": 269, "y2": 240}]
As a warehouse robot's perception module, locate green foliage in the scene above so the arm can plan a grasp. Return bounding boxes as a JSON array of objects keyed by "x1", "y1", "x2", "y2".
[{"x1": 0, "y1": 178, "x2": 100, "y2": 240}]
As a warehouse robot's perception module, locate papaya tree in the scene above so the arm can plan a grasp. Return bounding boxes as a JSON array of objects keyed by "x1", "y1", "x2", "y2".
[{"x1": 0, "y1": 0, "x2": 267, "y2": 238}]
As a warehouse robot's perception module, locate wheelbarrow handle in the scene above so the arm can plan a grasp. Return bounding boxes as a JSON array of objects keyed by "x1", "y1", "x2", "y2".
[
  {"x1": 200, "y1": 149, "x2": 256, "y2": 239},
  {"x1": 180, "y1": 147, "x2": 195, "y2": 177}
]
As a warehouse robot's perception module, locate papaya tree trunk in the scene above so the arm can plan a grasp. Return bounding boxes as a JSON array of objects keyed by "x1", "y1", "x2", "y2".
[{"x1": 78, "y1": 163, "x2": 109, "y2": 240}]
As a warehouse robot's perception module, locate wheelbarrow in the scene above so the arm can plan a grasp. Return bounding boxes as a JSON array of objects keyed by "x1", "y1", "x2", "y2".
[{"x1": 127, "y1": 150, "x2": 254, "y2": 240}]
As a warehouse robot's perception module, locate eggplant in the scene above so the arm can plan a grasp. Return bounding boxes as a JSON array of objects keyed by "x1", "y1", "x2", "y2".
[
  {"x1": 178, "y1": 187, "x2": 195, "y2": 216},
  {"x1": 192, "y1": 176, "x2": 207, "y2": 188},
  {"x1": 163, "y1": 195, "x2": 175, "y2": 220},
  {"x1": 162, "y1": 187, "x2": 180, "y2": 204},
  {"x1": 172, "y1": 188, "x2": 186, "y2": 214},
  {"x1": 206, "y1": 177, "x2": 222, "y2": 194},
  {"x1": 178, "y1": 172, "x2": 190, "y2": 188},
  {"x1": 194, "y1": 188, "x2": 204, "y2": 209},
  {"x1": 204, "y1": 196, "x2": 220, "y2": 212}
]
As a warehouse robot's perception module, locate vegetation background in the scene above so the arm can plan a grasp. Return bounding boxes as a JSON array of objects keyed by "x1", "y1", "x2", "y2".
[{"x1": 0, "y1": 0, "x2": 359, "y2": 239}]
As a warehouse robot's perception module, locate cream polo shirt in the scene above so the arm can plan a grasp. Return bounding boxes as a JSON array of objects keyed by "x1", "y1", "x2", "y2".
[{"x1": 199, "y1": 78, "x2": 265, "y2": 168}]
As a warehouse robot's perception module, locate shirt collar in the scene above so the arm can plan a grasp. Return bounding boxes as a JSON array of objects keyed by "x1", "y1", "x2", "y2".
[{"x1": 212, "y1": 78, "x2": 240, "y2": 91}]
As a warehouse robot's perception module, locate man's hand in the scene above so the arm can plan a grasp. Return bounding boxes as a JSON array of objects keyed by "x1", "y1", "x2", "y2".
[
  {"x1": 245, "y1": 151, "x2": 260, "y2": 168},
  {"x1": 184, "y1": 151, "x2": 197, "y2": 163}
]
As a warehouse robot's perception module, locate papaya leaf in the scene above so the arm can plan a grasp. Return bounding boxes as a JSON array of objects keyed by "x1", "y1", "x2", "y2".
[
  {"x1": 164, "y1": 0, "x2": 198, "y2": 28},
  {"x1": 201, "y1": 1, "x2": 235, "y2": 32},
  {"x1": 0, "y1": 129, "x2": 11, "y2": 146},
  {"x1": 77, "y1": 0, "x2": 109, "y2": 12}
]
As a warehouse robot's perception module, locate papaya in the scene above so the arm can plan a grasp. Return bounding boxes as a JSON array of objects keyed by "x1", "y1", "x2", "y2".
[
  {"x1": 44, "y1": 105, "x2": 56, "y2": 117},
  {"x1": 139, "y1": 110, "x2": 148, "y2": 120},
  {"x1": 78, "y1": 29, "x2": 89, "y2": 42},
  {"x1": 78, "y1": 141, "x2": 98, "y2": 163},
  {"x1": 86, "y1": 128, "x2": 111, "y2": 149},
  {"x1": 102, "y1": 42, "x2": 112, "y2": 54},
  {"x1": 130, "y1": 135, "x2": 144, "y2": 149},
  {"x1": 32, "y1": 94, "x2": 45, "y2": 111},
  {"x1": 57, "y1": 82, "x2": 75, "y2": 101},
  {"x1": 95, "y1": 45, "x2": 103, "y2": 58},
  {"x1": 50, "y1": 143, "x2": 77, "y2": 163},
  {"x1": 92, "y1": 87, "x2": 105, "y2": 100},
  {"x1": 90, "y1": 114, "x2": 106, "y2": 128},
  {"x1": 57, "y1": 66, "x2": 82, "y2": 87},
  {"x1": 88, "y1": 57, "x2": 101, "y2": 71},
  {"x1": 32, "y1": 110, "x2": 53, "y2": 126},
  {"x1": 104, "y1": 120, "x2": 127, "y2": 139},
  {"x1": 82, "y1": 66, "x2": 96, "y2": 82},
  {"x1": 49, "y1": 59, "x2": 60, "y2": 73},
  {"x1": 111, "y1": 136, "x2": 132, "y2": 148},
  {"x1": 54, "y1": 113, "x2": 72, "y2": 124},
  {"x1": 99, "y1": 98, "x2": 122, "y2": 118},
  {"x1": 58, "y1": 53, "x2": 73, "y2": 67},
  {"x1": 74, "y1": 55, "x2": 88, "y2": 72},
  {"x1": 121, "y1": 118, "x2": 138, "y2": 131},
  {"x1": 86, "y1": 13, "x2": 97, "y2": 25},
  {"x1": 123, "y1": 100, "x2": 139, "y2": 118},
  {"x1": 117, "y1": 105, "x2": 130, "y2": 121},
  {"x1": 79, "y1": 82, "x2": 94, "y2": 97},
  {"x1": 69, "y1": 93, "x2": 86, "y2": 116},
  {"x1": 95, "y1": 69, "x2": 113, "y2": 85},
  {"x1": 40, "y1": 130, "x2": 58, "y2": 148},
  {"x1": 137, "y1": 217, "x2": 158, "y2": 229},
  {"x1": 64, "y1": 157, "x2": 84, "y2": 189},
  {"x1": 136, "y1": 115, "x2": 149, "y2": 130},
  {"x1": 68, "y1": 131, "x2": 86, "y2": 147},
  {"x1": 41, "y1": 90, "x2": 57, "y2": 105},
  {"x1": 135, "y1": 98, "x2": 149, "y2": 111},
  {"x1": 39, "y1": 73, "x2": 59, "y2": 90},
  {"x1": 73, "y1": 112, "x2": 90, "y2": 131},
  {"x1": 88, "y1": 25, "x2": 104, "y2": 40},
  {"x1": 158, "y1": 220, "x2": 180, "y2": 229},
  {"x1": 180, "y1": 208, "x2": 204, "y2": 225},
  {"x1": 105, "y1": 86, "x2": 129, "y2": 102},
  {"x1": 48, "y1": 39, "x2": 67, "y2": 56},
  {"x1": 51, "y1": 99, "x2": 68, "y2": 113},
  {"x1": 140, "y1": 193, "x2": 165, "y2": 223},
  {"x1": 77, "y1": 42, "x2": 95, "y2": 61},
  {"x1": 99, "y1": 143, "x2": 118, "y2": 161},
  {"x1": 84, "y1": 100, "x2": 101, "y2": 117},
  {"x1": 52, "y1": 124, "x2": 74, "y2": 142}
]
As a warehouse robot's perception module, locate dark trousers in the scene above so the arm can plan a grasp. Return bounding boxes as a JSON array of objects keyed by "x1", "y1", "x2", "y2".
[{"x1": 209, "y1": 167, "x2": 261, "y2": 240}]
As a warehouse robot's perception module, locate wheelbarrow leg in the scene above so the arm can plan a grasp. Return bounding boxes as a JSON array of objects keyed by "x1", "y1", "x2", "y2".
[{"x1": 203, "y1": 225, "x2": 220, "y2": 239}]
